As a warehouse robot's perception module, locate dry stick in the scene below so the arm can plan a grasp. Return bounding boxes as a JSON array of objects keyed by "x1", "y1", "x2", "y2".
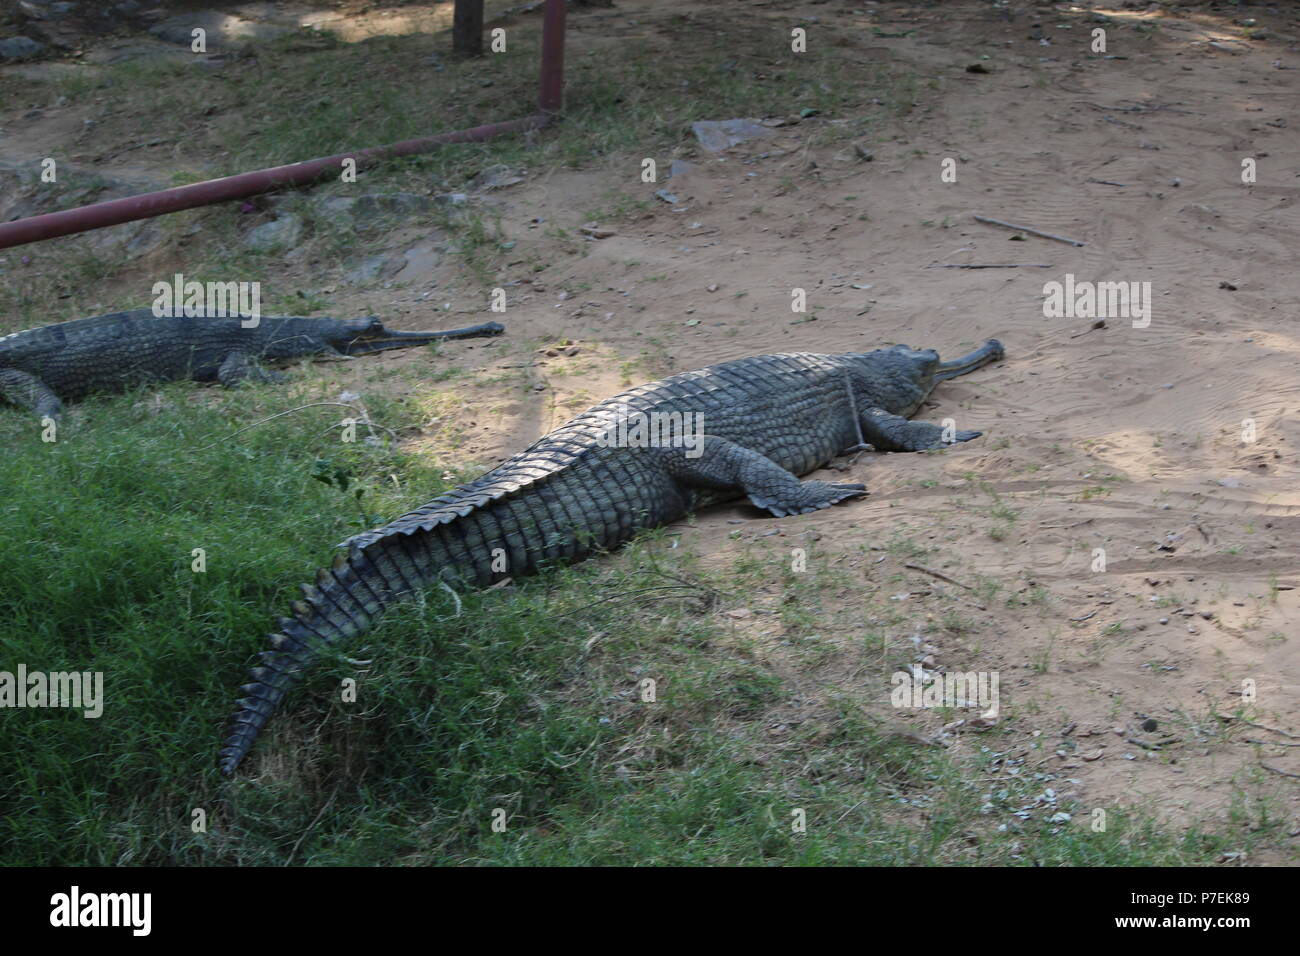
[
  {"x1": 1086, "y1": 178, "x2": 1128, "y2": 187},
  {"x1": 1261, "y1": 763, "x2": 1300, "y2": 779},
  {"x1": 288, "y1": 788, "x2": 339, "y2": 864},
  {"x1": 197, "y1": 402, "x2": 397, "y2": 452},
  {"x1": 927, "y1": 263, "x2": 1053, "y2": 269},
  {"x1": 974, "y1": 215, "x2": 1086, "y2": 247},
  {"x1": 903, "y1": 562, "x2": 973, "y2": 590},
  {"x1": 1070, "y1": 609, "x2": 1098, "y2": 623},
  {"x1": 1243, "y1": 738, "x2": 1300, "y2": 748},
  {"x1": 1240, "y1": 718, "x2": 1300, "y2": 739}
]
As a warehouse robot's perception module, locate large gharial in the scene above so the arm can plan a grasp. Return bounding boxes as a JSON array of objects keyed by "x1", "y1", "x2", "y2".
[
  {"x1": 220, "y1": 338, "x2": 1005, "y2": 774},
  {"x1": 0, "y1": 309, "x2": 505, "y2": 420}
]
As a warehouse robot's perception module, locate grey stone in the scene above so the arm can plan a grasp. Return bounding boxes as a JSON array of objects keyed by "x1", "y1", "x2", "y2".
[
  {"x1": 317, "y1": 193, "x2": 437, "y2": 227},
  {"x1": 18, "y1": 1, "x2": 78, "y2": 20},
  {"x1": 344, "y1": 254, "x2": 406, "y2": 285},
  {"x1": 690, "y1": 118, "x2": 771, "y2": 152},
  {"x1": 149, "y1": 11, "x2": 293, "y2": 49},
  {"x1": 468, "y1": 166, "x2": 525, "y2": 190},
  {"x1": 244, "y1": 214, "x2": 304, "y2": 251},
  {"x1": 0, "y1": 37, "x2": 47, "y2": 61}
]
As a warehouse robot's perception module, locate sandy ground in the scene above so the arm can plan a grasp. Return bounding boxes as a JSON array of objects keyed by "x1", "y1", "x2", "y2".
[{"x1": 2, "y1": 0, "x2": 1297, "y2": 854}]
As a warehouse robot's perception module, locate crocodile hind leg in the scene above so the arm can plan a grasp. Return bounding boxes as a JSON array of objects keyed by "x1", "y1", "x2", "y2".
[
  {"x1": 0, "y1": 368, "x2": 63, "y2": 420},
  {"x1": 858, "y1": 406, "x2": 981, "y2": 452},
  {"x1": 217, "y1": 350, "x2": 286, "y2": 386},
  {"x1": 665, "y1": 436, "x2": 867, "y2": 517}
]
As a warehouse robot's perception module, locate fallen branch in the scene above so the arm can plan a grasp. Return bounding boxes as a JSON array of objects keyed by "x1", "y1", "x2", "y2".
[
  {"x1": 1244, "y1": 738, "x2": 1300, "y2": 748},
  {"x1": 974, "y1": 215, "x2": 1086, "y2": 247},
  {"x1": 1261, "y1": 763, "x2": 1300, "y2": 779},
  {"x1": 1070, "y1": 320, "x2": 1107, "y2": 339},
  {"x1": 904, "y1": 563, "x2": 974, "y2": 591},
  {"x1": 927, "y1": 262, "x2": 1053, "y2": 269},
  {"x1": 1240, "y1": 718, "x2": 1300, "y2": 739}
]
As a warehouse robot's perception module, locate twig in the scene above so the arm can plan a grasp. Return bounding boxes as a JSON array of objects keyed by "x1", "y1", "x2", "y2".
[
  {"x1": 1069, "y1": 609, "x2": 1098, "y2": 623},
  {"x1": 1244, "y1": 738, "x2": 1300, "y2": 748},
  {"x1": 1261, "y1": 763, "x2": 1300, "y2": 779},
  {"x1": 1086, "y1": 178, "x2": 1128, "y2": 187},
  {"x1": 288, "y1": 788, "x2": 339, "y2": 864},
  {"x1": 1102, "y1": 114, "x2": 1142, "y2": 130},
  {"x1": 551, "y1": 585, "x2": 708, "y2": 621},
  {"x1": 197, "y1": 403, "x2": 396, "y2": 451},
  {"x1": 926, "y1": 262, "x2": 1053, "y2": 269},
  {"x1": 903, "y1": 563, "x2": 973, "y2": 591},
  {"x1": 1086, "y1": 102, "x2": 1200, "y2": 115},
  {"x1": 1070, "y1": 320, "x2": 1107, "y2": 339},
  {"x1": 1240, "y1": 718, "x2": 1300, "y2": 739},
  {"x1": 974, "y1": 215, "x2": 1086, "y2": 247},
  {"x1": 437, "y1": 579, "x2": 463, "y2": 619}
]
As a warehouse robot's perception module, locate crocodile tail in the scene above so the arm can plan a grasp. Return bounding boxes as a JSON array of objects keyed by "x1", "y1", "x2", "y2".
[{"x1": 219, "y1": 533, "x2": 440, "y2": 775}]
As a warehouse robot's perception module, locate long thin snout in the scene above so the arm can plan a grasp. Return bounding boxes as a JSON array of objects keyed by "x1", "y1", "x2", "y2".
[
  {"x1": 934, "y1": 338, "x2": 1004, "y2": 382},
  {"x1": 346, "y1": 320, "x2": 505, "y2": 355}
]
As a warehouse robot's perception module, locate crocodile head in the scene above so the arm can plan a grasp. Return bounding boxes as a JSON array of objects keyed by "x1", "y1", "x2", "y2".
[
  {"x1": 332, "y1": 316, "x2": 503, "y2": 355},
  {"x1": 850, "y1": 339, "x2": 1004, "y2": 416}
]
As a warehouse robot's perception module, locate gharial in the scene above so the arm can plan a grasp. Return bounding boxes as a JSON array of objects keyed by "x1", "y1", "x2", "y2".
[
  {"x1": 0, "y1": 309, "x2": 505, "y2": 420},
  {"x1": 221, "y1": 338, "x2": 1006, "y2": 774}
]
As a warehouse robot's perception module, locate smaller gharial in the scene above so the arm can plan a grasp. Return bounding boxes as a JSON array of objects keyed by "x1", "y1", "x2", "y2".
[{"x1": 0, "y1": 309, "x2": 505, "y2": 419}]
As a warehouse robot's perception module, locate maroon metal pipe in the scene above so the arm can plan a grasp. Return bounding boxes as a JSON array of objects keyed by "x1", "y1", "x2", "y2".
[
  {"x1": 538, "y1": 0, "x2": 567, "y2": 114},
  {"x1": 0, "y1": 115, "x2": 549, "y2": 250},
  {"x1": 0, "y1": 0, "x2": 568, "y2": 251}
]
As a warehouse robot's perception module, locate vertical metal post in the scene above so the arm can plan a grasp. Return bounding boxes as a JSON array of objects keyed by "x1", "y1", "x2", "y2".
[
  {"x1": 453, "y1": 0, "x2": 485, "y2": 56},
  {"x1": 538, "y1": 0, "x2": 567, "y2": 114}
]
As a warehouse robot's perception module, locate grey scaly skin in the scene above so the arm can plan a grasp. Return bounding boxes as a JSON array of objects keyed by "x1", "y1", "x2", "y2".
[
  {"x1": 0, "y1": 309, "x2": 505, "y2": 419},
  {"x1": 220, "y1": 338, "x2": 1005, "y2": 774}
]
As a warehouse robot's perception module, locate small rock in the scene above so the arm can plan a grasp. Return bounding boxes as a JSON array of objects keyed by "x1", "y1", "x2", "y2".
[
  {"x1": 0, "y1": 37, "x2": 47, "y2": 61},
  {"x1": 468, "y1": 166, "x2": 525, "y2": 190},
  {"x1": 691, "y1": 118, "x2": 772, "y2": 152},
  {"x1": 579, "y1": 223, "x2": 616, "y2": 239},
  {"x1": 244, "y1": 214, "x2": 304, "y2": 252},
  {"x1": 344, "y1": 254, "x2": 405, "y2": 285},
  {"x1": 654, "y1": 189, "x2": 680, "y2": 204}
]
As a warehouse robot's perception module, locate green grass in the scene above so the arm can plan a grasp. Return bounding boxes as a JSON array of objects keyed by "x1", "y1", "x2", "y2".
[{"x1": 0, "y1": 384, "x2": 1263, "y2": 865}]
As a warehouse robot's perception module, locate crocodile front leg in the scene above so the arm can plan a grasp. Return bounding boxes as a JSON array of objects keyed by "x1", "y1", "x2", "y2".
[
  {"x1": 217, "y1": 351, "x2": 286, "y2": 386},
  {"x1": 0, "y1": 368, "x2": 64, "y2": 420},
  {"x1": 858, "y1": 406, "x2": 981, "y2": 452},
  {"x1": 663, "y1": 436, "x2": 867, "y2": 517}
]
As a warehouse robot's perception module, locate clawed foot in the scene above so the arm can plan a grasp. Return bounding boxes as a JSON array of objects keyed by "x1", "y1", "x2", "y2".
[{"x1": 749, "y1": 481, "x2": 868, "y2": 518}]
